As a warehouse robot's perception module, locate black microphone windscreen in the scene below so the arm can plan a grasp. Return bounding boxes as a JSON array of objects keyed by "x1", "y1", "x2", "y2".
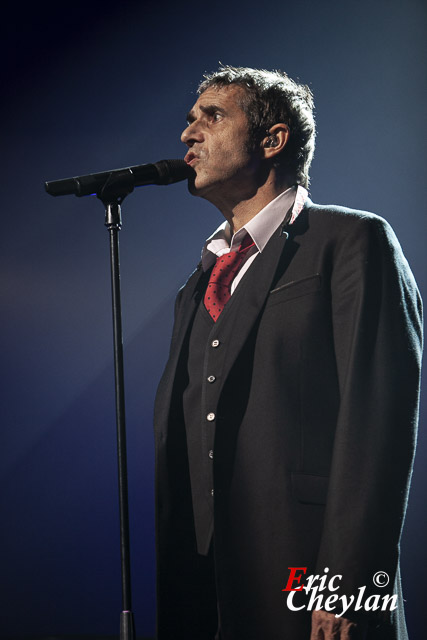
[{"x1": 152, "y1": 159, "x2": 195, "y2": 185}]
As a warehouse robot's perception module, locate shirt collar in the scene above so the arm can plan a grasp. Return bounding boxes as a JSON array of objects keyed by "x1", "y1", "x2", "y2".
[{"x1": 201, "y1": 185, "x2": 308, "y2": 271}]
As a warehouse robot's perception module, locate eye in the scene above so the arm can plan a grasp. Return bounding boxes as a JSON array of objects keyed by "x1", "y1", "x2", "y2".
[{"x1": 212, "y1": 111, "x2": 222, "y2": 122}]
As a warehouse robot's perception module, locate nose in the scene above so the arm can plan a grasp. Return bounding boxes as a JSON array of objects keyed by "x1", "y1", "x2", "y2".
[{"x1": 181, "y1": 120, "x2": 204, "y2": 146}]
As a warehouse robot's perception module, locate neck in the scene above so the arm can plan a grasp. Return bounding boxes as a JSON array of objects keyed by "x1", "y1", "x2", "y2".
[{"x1": 207, "y1": 172, "x2": 292, "y2": 234}]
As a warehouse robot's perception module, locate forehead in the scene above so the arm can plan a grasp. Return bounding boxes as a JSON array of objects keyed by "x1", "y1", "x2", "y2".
[{"x1": 190, "y1": 84, "x2": 248, "y2": 114}]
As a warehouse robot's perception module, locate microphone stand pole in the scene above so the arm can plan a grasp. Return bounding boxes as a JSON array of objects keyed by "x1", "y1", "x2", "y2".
[
  {"x1": 45, "y1": 159, "x2": 193, "y2": 639},
  {"x1": 99, "y1": 171, "x2": 136, "y2": 640}
]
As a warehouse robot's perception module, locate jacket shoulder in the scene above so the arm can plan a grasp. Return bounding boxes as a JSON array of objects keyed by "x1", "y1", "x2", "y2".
[
  {"x1": 304, "y1": 198, "x2": 390, "y2": 229},
  {"x1": 302, "y1": 198, "x2": 403, "y2": 249}
]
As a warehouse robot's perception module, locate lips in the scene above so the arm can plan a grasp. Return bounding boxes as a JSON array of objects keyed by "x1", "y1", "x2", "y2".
[{"x1": 184, "y1": 151, "x2": 199, "y2": 167}]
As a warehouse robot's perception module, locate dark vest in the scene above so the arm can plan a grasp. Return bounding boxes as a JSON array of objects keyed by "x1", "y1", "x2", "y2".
[
  {"x1": 182, "y1": 303, "x2": 216, "y2": 555},
  {"x1": 181, "y1": 263, "x2": 254, "y2": 555}
]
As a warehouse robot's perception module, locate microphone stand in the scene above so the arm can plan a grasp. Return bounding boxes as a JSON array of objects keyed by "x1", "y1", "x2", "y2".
[
  {"x1": 45, "y1": 159, "x2": 193, "y2": 640},
  {"x1": 99, "y1": 170, "x2": 136, "y2": 640}
]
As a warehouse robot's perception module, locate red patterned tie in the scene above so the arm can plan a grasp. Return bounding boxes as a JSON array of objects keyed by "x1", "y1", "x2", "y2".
[{"x1": 204, "y1": 233, "x2": 255, "y2": 321}]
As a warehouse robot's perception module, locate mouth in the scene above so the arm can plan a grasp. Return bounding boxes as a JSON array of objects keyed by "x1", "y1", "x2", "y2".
[{"x1": 184, "y1": 151, "x2": 199, "y2": 167}]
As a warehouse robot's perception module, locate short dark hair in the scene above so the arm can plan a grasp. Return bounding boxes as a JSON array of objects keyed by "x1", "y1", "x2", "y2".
[{"x1": 198, "y1": 64, "x2": 316, "y2": 188}]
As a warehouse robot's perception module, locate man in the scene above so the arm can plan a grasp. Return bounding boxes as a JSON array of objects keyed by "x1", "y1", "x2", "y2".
[{"x1": 153, "y1": 65, "x2": 422, "y2": 639}]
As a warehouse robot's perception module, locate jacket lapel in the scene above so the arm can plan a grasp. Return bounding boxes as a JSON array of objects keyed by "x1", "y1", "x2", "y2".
[
  {"x1": 214, "y1": 220, "x2": 293, "y2": 393},
  {"x1": 172, "y1": 263, "x2": 206, "y2": 347},
  {"x1": 154, "y1": 263, "x2": 208, "y2": 428}
]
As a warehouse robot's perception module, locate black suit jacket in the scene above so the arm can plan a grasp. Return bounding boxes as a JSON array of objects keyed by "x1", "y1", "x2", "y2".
[{"x1": 153, "y1": 199, "x2": 423, "y2": 640}]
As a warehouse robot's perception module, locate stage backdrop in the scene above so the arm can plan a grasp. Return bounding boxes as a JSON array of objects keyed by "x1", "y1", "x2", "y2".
[{"x1": 0, "y1": 0, "x2": 425, "y2": 637}]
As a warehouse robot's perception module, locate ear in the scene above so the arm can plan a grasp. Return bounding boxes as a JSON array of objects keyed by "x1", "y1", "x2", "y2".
[{"x1": 261, "y1": 123, "x2": 290, "y2": 159}]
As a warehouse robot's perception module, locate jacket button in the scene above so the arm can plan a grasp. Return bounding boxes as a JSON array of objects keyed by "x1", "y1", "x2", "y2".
[
  {"x1": 209, "y1": 450, "x2": 214, "y2": 459},
  {"x1": 207, "y1": 412, "x2": 215, "y2": 421},
  {"x1": 207, "y1": 375, "x2": 216, "y2": 383},
  {"x1": 210, "y1": 489, "x2": 214, "y2": 496},
  {"x1": 211, "y1": 339, "x2": 220, "y2": 348}
]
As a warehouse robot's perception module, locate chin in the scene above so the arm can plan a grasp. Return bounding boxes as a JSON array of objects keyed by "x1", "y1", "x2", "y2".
[
  {"x1": 187, "y1": 180, "x2": 201, "y2": 197},
  {"x1": 187, "y1": 173, "x2": 212, "y2": 197}
]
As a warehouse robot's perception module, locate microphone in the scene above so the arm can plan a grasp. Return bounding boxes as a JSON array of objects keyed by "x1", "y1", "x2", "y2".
[{"x1": 44, "y1": 159, "x2": 194, "y2": 197}]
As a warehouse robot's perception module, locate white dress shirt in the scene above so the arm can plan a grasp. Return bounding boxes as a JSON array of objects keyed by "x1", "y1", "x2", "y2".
[{"x1": 201, "y1": 185, "x2": 308, "y2": 294}]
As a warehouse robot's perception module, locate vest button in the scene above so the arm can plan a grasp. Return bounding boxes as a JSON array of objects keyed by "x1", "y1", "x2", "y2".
[
  {"x1": 211, "y1": 339, "x2": 220, "y2": 348},
  {"x1": 209, "y1": 449, "x2": 214, "y2": 459},
  {"x1": 207, "y1": 375, "x2": 216, "y2": 383},
  {"x1": 210, "y1": 489, "x2": 214, "y2": 496},
  {"x1": 207, "y1": 412, "x2": 216, "y2": 421}
]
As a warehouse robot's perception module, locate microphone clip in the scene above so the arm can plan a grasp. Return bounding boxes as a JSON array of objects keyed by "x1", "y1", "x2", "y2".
[{"x1": 97, "y1": 169, "x2": 135, "y2": 205}]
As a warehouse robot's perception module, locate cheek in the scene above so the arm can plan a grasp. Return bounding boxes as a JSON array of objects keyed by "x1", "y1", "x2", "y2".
[{"x1": 210, "y1": 139, "x2": 251, "y2": 168}]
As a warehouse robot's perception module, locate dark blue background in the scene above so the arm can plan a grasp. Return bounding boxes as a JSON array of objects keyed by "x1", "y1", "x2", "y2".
[{"x1": 1, "y1": 0, "x2": 425, "y2": 636}]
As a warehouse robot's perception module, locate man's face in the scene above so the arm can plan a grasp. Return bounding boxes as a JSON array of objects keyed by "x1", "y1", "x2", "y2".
[{"x1": 181, "y1": 85, "x2": 262, "y2": 204}]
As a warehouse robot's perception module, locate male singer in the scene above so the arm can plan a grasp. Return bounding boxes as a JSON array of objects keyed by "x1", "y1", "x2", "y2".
[{"x1": 153, "y1": 65, "x2": 422, "y2": 639}]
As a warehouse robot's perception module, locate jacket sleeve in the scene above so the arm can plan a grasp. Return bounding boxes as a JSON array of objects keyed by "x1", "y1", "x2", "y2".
[{"x1": 315, "y1": 213, "x2": 423, "y2": 610}]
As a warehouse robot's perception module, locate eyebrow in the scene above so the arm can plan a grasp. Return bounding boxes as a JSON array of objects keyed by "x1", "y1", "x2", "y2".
[{"x1": 186, "y1": 104, "x2": 226, "y2": 124}]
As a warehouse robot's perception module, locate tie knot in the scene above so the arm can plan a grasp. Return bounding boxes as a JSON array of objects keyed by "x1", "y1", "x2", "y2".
[{"x1": 211, "y1": 250, "x2": 244, "y2": 287}]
